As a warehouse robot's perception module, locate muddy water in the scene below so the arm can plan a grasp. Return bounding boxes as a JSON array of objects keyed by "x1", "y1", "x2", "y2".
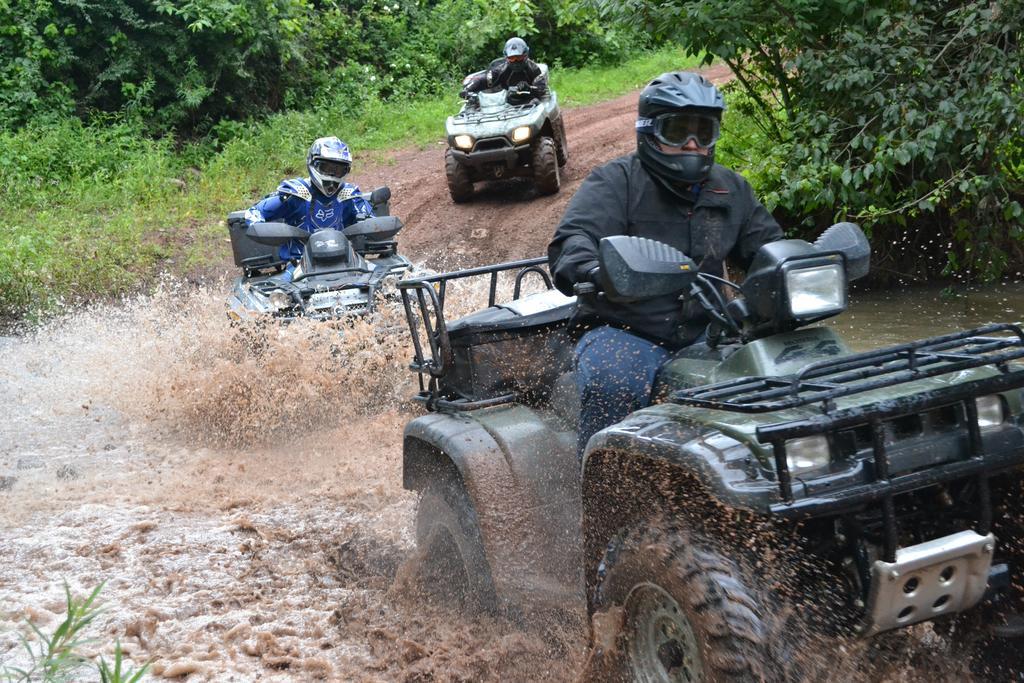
[{"x1": 1, "y1": 280, "x2": 1023, "y2": 681}]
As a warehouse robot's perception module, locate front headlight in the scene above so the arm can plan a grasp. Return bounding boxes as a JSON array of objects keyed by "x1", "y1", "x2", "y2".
[
  {"x1": 454, "y1": 134, "x2": 473, "y2": 150},
  {"x1": 975, "y1": 394, "x2": 1006, "y2": 429},
  {"x1": 784, "y1": 435, "x2": 831, "y2": 474},
  {"x1": 785, "y1": 263, "x2": 846, "y2": 318},
  {"x1": 268, "y1": 289, "x2": 291, "y2": 311},
  {"x1": 512, "y1": 126, "x2": 531, "y2": 143}
]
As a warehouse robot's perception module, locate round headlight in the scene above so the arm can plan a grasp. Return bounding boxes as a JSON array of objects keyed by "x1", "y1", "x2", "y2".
[
  {"x1": 512, "y1": 126, "x2": 532, "y2": 143},
  {"x1": 268, "y1": 290, "x2": 291, "y2": 311},
  {"x1": 454, "y1": 135, "x2": 473, "y2": 150}
]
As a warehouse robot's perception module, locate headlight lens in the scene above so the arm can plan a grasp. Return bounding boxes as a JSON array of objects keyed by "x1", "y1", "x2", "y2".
[
  {"x1": 785, "y1": 264, "x2": 846, "y2": 318},
  {"x1": 454, "y1": 135, "x2": 473, "y2": 150},
  {"x1": 268, "y1": 290, "x2": 291, "y2": 311},
  {"x1": 784, "y1": 435, "x2": 831, "y2": 474},
  {"x1": 975, "y1": 394, "x2": 1006, "y2": 429},
  {"x1": 512, "y1": 126, "x2": 531, "y2": 143}
]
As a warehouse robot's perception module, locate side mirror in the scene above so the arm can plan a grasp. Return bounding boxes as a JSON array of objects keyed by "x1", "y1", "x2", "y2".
[
  {"x1": 246, "y1": 221, "x2": 310, "y2": 246},
  {"x1": 814, "y1": 222, "x2": 870, "y2": 281},
  {"x1": 369, "y1": 186, "x2": 391, "y2": 207},
  {"x1": 344, "y1": 216, "x2": 403, "y2": 241},
  {"x1": 598, "y1": 236, "x2": 697, "y2": 303}
]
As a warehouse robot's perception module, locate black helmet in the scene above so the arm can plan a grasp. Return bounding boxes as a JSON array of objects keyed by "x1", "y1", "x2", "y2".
[{"x1": 636, "y1": 72, "x2": 726, "y2": 189}]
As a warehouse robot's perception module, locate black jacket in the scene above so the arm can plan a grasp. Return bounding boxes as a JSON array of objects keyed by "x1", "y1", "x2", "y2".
[
  {"x1": 548, "y1": 153, "x2": 782, "y2": 347},
  {"x1": 466, "y1": 58, "x2": 547, "y2": 94}
]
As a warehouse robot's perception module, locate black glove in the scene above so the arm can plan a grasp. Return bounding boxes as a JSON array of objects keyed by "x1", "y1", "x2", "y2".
[
  {"x1": 573, "y1": 262, "x2": 601, "y2": 295},
  {"x1": 459, "y1": 88, "x2": 469, "y2": 99}
]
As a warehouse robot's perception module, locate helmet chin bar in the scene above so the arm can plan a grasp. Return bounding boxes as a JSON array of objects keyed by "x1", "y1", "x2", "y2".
[{"x1": 637, "y1": 134, "x2": 715, "y2": 190}]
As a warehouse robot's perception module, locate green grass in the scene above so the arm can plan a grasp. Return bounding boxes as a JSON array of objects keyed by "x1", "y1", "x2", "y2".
[
  {"x1": 1, "y1": 582, "x2": 149, "y2": 683},
  {"x1": 0, "y1": 45, "x2": 706, "y2": 319}
]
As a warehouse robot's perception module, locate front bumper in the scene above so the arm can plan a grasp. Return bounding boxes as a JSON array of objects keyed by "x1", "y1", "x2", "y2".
[{"x1": 450, "y1": 143, "x2": 529, "y2": 169}]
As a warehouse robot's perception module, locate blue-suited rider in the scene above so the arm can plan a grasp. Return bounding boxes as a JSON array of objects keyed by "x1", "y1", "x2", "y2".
[{"x1": 244, "y1": 136, "x2": 374, "y2": 281}]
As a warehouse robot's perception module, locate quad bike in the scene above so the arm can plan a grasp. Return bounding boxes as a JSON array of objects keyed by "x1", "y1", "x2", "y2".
[
  {"x1": 225, "y1": 187, "x2": 412, "y2": 322},
  {"x1": 444, "y1": 64, "x2": 568, "y2": 202},
  {"x1": 397, "y1": 224, "x2": 1024, "y2": 680}
]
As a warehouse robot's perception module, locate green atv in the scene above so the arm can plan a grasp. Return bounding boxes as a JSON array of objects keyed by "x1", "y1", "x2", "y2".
[{"x1": 397, "y1": 224, "x2": 1024, "y2": 681}]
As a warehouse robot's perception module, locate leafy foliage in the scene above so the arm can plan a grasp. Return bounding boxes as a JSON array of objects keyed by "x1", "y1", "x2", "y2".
[
  {"x1": 0, "y1": 0, "x2": 644, "y2": 136},
  {"x1": 596, "y1": 0, "x2": 1024, "y2": 282}
]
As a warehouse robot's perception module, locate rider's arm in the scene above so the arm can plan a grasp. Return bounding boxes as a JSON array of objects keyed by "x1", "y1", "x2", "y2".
[
  {"x1": 243, "y1": 188, "x2": 305, "y2": 227},
  {"x1": 727, "y1": 175, "x2": 783, "y2": 270},
  {"x1": 548, "y1": 163, "x2": 629, "y2": 296},
  {"x1": 339, "y1": 185, "x2": 375, "y2": 226}
]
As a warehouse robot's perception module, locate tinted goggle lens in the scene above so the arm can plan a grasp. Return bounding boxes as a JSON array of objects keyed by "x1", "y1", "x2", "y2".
[
  {"x1": 507, "y1": 54, "x2": 526, "y2": 63},
  {"x1": 315, "y1": 159, "x2": 349, "y2": 177},
  {"x1": 639, "y1": 114, "x2": 720, "y2": 148}
]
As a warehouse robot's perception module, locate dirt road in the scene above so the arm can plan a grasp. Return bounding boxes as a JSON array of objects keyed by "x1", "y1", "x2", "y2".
[{"x1": 354, "y1": 64, "x2": 733, "y2": 271}]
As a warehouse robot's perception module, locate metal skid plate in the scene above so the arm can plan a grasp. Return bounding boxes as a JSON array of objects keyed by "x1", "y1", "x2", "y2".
[{"x1": 861, "y1": 530, "x2": 995, "y2": 637}]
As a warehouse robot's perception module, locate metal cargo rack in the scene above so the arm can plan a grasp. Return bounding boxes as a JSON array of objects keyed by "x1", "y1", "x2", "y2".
[
  {"x1": 453, "y1": 102, "x2": 538, "y2": 125},
  {"x1": 673, "y1": 323, "x2": 1024, "y2": 562},
  {"x1": 397, "y1": 257, "x2": 555, "y2": 411}
]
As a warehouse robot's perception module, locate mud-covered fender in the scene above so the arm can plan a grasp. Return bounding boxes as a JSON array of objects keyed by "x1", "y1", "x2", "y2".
[
  {"x1": 403, "y1": 406, "x2": 581, "y2": 606},
  {"x1": 579, "y1": 405, "x2": 782, "y2": 599}
]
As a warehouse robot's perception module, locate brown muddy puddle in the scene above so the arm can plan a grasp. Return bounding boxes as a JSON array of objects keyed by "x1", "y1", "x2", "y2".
[{"x1": 2, "y1": 279, "x2": 1024, "y2": 680}]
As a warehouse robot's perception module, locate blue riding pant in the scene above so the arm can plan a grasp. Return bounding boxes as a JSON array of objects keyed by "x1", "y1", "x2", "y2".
[{"x1": 574, "y1": 325, "x2": 671, "y2": 461}]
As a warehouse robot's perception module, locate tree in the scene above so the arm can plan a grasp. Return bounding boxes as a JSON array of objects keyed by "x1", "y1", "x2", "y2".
[{"x1": 595, "y1": 0, "x2": 1024, "y2": 281}]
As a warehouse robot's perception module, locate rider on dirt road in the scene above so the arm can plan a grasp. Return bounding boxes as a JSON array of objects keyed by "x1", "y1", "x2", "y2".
[
  {"x1": 547, "y1": 71, "x2": 783, "y2": 459},
  {"x1": 243, "y1": 136, "x2": 374, "y2": 282},
  {"x1": 462, "y1": 37, "x2": 548, "y2": 100}
]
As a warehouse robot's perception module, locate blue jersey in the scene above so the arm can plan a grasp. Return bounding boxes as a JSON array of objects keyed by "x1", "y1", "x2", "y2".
[{"x1": 243, "y1": 178, "x2": 375, "y2": 261}]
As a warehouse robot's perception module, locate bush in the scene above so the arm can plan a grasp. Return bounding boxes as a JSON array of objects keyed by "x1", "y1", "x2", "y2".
[
  {"x1": 0, "y1": 0, "x2": 649, "y2": 137},
  {"x1": 596, "y1": 0, "x2": 1024, "y2": 282}
]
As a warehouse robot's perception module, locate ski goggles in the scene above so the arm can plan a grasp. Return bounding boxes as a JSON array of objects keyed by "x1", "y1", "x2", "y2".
[
  {"x1": 312, "y1": 158, "x2": 350, "y2": 178},
  {"x1": 636, "y1": 112, "x2": 721, "y2": 148}
]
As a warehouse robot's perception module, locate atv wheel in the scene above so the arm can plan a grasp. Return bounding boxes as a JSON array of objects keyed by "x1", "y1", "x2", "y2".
[
  {"x1": 414, "y1": 476, "x2": 497, "y2": 612},
  {"x1": 554, "y1": 118, "x2": 569, "y2": 166},
  {"x1": 586, "y1": 523, "x2": 768, "y2": 683},
  {"x1": 445, "y1": 150, "x2": 474, "y2": 203},
  {"x1": 532, "y1": 136, "x2": 560, "y2": 195}
]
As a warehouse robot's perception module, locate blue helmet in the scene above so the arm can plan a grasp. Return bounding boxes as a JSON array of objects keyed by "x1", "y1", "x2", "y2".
[
  {"x1": 307, "y1": 136, "x2": 352, "y2": 197},
  {"x1": 636, "y1": 72, "x2": 726, "y2": 188}
]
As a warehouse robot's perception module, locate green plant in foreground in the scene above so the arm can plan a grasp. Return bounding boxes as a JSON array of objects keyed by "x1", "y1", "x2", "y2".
[{"x1": 1, "y1": 582, "x2": 149, "y2": 683}]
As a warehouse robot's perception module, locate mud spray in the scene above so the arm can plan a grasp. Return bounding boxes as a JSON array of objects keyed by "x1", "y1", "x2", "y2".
[{"x1": 0, "y1": 277, "x2": 1019, "y2": 680}]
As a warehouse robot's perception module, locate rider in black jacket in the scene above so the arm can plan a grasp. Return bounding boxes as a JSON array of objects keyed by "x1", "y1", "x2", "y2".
[
  {"x1": 548, "y1": 71, "x2": 783, "y2": 458},
  {"x1": 463, "y1": 37, "x2": 548, "y2": 99}
]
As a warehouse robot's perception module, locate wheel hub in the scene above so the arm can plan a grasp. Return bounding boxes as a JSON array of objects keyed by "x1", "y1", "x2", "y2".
[{"x1": 624, "y1": 583, "x2": 704, "y2": 683}]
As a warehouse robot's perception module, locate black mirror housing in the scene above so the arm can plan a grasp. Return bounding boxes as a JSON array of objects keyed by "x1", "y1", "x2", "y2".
[
  {"x1": 597, "y1": 235, "x2": 697, "y2": 303},
  {"x1": 344, "y1": 216, "x2": 403, "y2": 241},
  {"x1": 814, "y1": 222, "x2": 870, "y2": 281},
  {"x1": 246, "y1": 221, "x2": 311, "y2": 246}
]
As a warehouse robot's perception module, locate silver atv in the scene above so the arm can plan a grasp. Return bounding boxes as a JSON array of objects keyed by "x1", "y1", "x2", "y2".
[
  {"x1": 224, "y1": 187, "x2": 412, "y2": 322},
  {"x1": 444, "y1": 64, "x2": 568, "y2": 202}
]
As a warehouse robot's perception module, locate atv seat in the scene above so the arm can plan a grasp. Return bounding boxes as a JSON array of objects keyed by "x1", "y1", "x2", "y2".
[{"x1": 440, "y1": 289, "x2": 576, "y2": 403}]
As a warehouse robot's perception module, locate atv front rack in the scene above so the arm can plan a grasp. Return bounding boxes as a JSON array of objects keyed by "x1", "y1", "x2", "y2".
[
  {"x1": 672, "y1": 324, "x2": 1024, "y2": 562},
  {"x1": 671, "y1": 324, "x2": 1024, "y2": 414},
  {"x1": 398, "y1": 257, "x2": 554, "y2": 411}
]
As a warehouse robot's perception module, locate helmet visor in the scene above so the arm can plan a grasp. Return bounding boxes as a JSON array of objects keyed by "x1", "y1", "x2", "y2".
[
  {"x1": 312, "y1": 158, "x2": 350, "y2": 179},
  {"x1": 507, "y1": 54, "x2": 526, "y2": 63},
  {"x1": 637, "y1": 113, "x2": 721, "y2": 148}
]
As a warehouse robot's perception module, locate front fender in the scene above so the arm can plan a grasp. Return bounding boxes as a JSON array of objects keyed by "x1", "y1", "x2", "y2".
[{"x1": 403, "y1": 406, "x2": 582, "y2": 607}]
